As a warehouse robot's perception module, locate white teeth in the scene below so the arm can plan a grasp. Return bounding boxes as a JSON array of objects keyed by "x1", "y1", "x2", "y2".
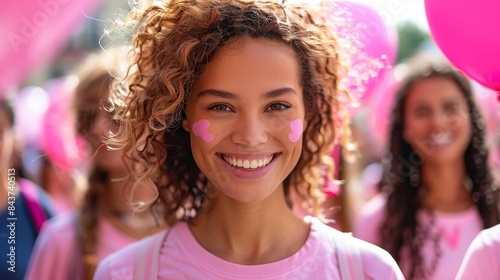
[
  {"x1": 223, "y1": 155, "x2": 274, "y2": 169},
  {"x1": 429, "y1": 132, "x2": 452, "y2": 146}
]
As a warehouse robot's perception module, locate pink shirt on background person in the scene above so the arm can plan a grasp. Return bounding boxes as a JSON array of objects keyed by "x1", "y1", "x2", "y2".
[
  {"x1": 456, "y1": 223, "x2": 500, "y2": 280},
  {"x1": 49, "y1": 195, "x2": 75, "y2": 215},
  {"x1": 25, "y1": 213, "x2": 136, "y2": 280},
  {"x1": 94, "y1": 216, "x2": 404, "y2": 280},
  {"x1": 353, "y1": 193, "x2": 483, "y2": 280}
]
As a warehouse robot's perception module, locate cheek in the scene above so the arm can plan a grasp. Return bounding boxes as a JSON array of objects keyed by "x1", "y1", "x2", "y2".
[
  {"x1": 192, "y1": 119, "x2": 215, "y2": 143},
  {"x1": 288, "y1": 119, "x2": 303, "y2": 143},
  {"x1": 458, "y1": 117, "x2": 473, "y2": 141},
  {"x1": 404, "y1": 118, "x2": 427, "y2": 137}
]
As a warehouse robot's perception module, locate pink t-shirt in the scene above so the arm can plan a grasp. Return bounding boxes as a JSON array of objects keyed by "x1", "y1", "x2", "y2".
[
  {"x1": 25, "y1": 213, "x2": 136, "y2": 280},
  {"x1": 353, "y1": 194, "x2": 483, "y2": 280},
  {"x1": 94, "y1": 217, "x2": 404, "y2": 279},
  {"x1": 456, "y1": 223, "x2": 500, "y2": 280}
]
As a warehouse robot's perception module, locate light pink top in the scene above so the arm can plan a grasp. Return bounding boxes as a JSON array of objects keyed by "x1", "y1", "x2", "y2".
[
  {"x1": 94, "y1": 217, "x2": 404, "y2": 279},
  {"x1": 353, "y1": 193, "x2": 483, "y2": 280},
  {"x1": 456, "y1": 223, "x2": 500, "y2": 280},
  {"x1": 25, "y1": 213, "x2": 136, "y2": 280}
]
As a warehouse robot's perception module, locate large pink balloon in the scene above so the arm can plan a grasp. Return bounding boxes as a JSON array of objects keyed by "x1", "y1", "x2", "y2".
[
  {"x1": 328, "y1": 1, "x2": 398, "y2": 104},
  {"x1": 425, "y1": 0, "x2": 500, "y2": 93},
  {"x1": 41, "y1": 77, "x2": 86, "y2": 171},
  {"x1": 0, "y1": 0, "x2": 104, "y2": 95},
  {"x1": 367, "y1": 68, "x2": 400, "y2": 147},
  {"x1": 473, "y1": 82, "x2": 500, "y2": 140}
]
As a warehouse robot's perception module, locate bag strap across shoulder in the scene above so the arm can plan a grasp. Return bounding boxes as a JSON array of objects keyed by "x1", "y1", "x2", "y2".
[
  {"x1": 332, "y1": 230, "x2": 365, "y2": 280},
  {"x1": 134, "y1": 228, "x2": 170, "y2": 280},
  {"x1": 19, "y1": 179, "x2": 48, "y2": 233}
]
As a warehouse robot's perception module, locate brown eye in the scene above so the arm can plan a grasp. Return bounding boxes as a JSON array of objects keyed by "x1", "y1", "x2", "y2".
[
  {"x1": 265, "y1": 102, "x2": 291, "y2": 112},
  {"x1": 208, "y1": 103, "x2": 232, "y2": 112},
  {"x1": 444, "y1": 103, "x2": 459, "y2": 114}
]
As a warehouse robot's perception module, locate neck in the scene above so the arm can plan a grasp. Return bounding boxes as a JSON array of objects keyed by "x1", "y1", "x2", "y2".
[
  {"x1": 102, "y1": 209, "x2": 165, "y2": 239},
  {"x1": 419, "y1": 160, "x2": 473, "y2": 212},
  {"x1": 190, "y1": 185, "x2": 309, "y2": 265}
]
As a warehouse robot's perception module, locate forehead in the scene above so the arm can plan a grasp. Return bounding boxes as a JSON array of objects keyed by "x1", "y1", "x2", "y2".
[
  {"x1": 192, "y1": 37, "x2": 301, "y2": 96},
  {"x1": 406, "y1": 77, "x2": 467, "y2": 106},
  {"x1": 75, "y1": 89, "x2": 109, "y2": 111}
]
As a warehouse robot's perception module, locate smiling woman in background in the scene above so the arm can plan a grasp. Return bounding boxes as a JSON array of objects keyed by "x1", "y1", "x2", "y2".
[{"x1": 354, "y1": 65, "x2": 500, "y2": 279}]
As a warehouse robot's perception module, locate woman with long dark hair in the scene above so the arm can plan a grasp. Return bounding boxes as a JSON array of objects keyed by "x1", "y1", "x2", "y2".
[{"x1": 354, "y1": 65, "x2": 500, "y2": 279}]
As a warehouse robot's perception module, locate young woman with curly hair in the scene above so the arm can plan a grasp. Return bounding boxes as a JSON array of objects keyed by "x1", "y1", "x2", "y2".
[
  {"x1": 354, "y1": 65, "x2": 500, "y2": 279},
  {"x1": 92, "y1": 0, "x2": 404, "y2": 279},
  {"x1": 95, "y1": 0, "x2": 402, "y2": 279}
]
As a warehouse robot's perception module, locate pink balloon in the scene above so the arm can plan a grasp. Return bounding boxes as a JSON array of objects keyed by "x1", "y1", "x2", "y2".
[
  {"x1": 13, "y1": 86, "x2": 49, "y2": 143},
  {"x1": 328, "y1": 1, "x2": 398, "y2": 104},
  {"x1": 0, "y1": 0, "x2": 104, "y2": 94},
  {"x1": 367, "y1": 68, "x2": 400, "y2": 147},
  {"x1": 425, "y1": 0, "x2": 500, "y2": 93},
  {"x1": 472, "y1": 82, "x2": 500, "y2": 140},
  {"x1": 41, "y1": 77, "x2": 86, "y2": 171}
]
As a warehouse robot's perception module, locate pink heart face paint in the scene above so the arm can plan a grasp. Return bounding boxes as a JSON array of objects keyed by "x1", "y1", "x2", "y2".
[
  {"x1": 192, "y1": 119, "x2": 214, "y2": 142},
  {"x1": 288, "y1": 119, "x2": 303, "y2": 142}
]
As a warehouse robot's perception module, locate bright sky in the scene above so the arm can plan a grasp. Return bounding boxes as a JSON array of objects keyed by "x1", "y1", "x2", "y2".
[{"x1": 350, "y1": 0, "x2": 429, "y2": 30}]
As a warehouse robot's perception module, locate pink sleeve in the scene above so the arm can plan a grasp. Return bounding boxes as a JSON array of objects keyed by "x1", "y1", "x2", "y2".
[
  {"x1": 352, "y1": 193, "x2": 386, "y2": 245},
  {"x1": 356, "y1": 237, "x2": 405, "y2": 280},
  {"x1": 25, "y1": 215, "x2": 78, "y2": 280},
  {"x1": 456, "y1": 226, "x2": 500, "y2": 280},
  {"x1": 93, "y1": 257, "x2": 112, "y2": 280}
]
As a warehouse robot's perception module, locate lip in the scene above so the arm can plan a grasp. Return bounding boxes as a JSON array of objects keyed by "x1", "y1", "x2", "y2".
[
  {"x1": 426, "y1": 132, "x2": 453, "y2": 147},
  {"x1": 217, "y1": 152, "x2": 281, "y2": 179},
  {"x1": 220, "y1": 152, "x2": 276, "y2": 160}
]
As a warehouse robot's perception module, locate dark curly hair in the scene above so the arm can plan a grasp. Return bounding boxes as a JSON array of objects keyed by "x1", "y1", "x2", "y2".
[
  {"x1": 379, "y1": 65, "x2": 500, "y2": 279},
  {"x1": 106, "y1": 0, "x2": 352, "y2": 223}
]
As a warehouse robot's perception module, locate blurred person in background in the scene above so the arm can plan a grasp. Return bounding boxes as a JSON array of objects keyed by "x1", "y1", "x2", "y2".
[
  {"x1": 38, "y1": 156, "x2": 86, "y2": 215},
  {"x1": 353, "y1": 65, "x2": 500, "y2": 279},
  {"x1": 26, "y1": 48, "x2": 167, "y2": 280},
  {"x1": 0, "y1": 98, "x2": 54, "y2": 280}
]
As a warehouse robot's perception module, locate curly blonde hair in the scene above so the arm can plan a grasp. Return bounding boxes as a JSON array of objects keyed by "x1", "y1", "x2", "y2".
[{"x1": 107, "y1": 0, "x2": 351, "y2": 222}]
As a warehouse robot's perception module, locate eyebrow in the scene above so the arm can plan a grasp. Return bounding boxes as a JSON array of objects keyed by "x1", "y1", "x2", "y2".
[
  {"x1": 195, "y1": 87, "x2": 297, "y2": 100},
  {"x1": 413, "y1": 97, "x2": 461, "y2": 107}
]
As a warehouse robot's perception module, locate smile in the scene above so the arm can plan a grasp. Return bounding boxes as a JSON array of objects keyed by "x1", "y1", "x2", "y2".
[
  {"x1": 221, "y1": 155, "x2": 274, "y2": 169},
  {"x1": 429, "y1": 132, "x2": 452, "y2": 146}
]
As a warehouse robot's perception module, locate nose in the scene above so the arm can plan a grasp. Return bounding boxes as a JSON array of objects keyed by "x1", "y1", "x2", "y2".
[
  {"x1": 429, "y1": 111, "x2": 449, "y2": 129},
  {"x1": 231, "y1": 114, "x2": 269, "y2": 148}
]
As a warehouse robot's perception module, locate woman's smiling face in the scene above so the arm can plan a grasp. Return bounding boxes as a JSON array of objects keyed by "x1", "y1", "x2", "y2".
[
  {"x1": 183, "y1": 37, "x2": 305, "y2": 203},
  {"x1": 403, "y1": 77, "x2": 472, "y2": 164}
]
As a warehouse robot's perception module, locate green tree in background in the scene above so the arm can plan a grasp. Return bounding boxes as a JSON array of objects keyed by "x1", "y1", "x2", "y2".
[{"x1": 396, "y1": 21, "x2": 430, "y2": 63}]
